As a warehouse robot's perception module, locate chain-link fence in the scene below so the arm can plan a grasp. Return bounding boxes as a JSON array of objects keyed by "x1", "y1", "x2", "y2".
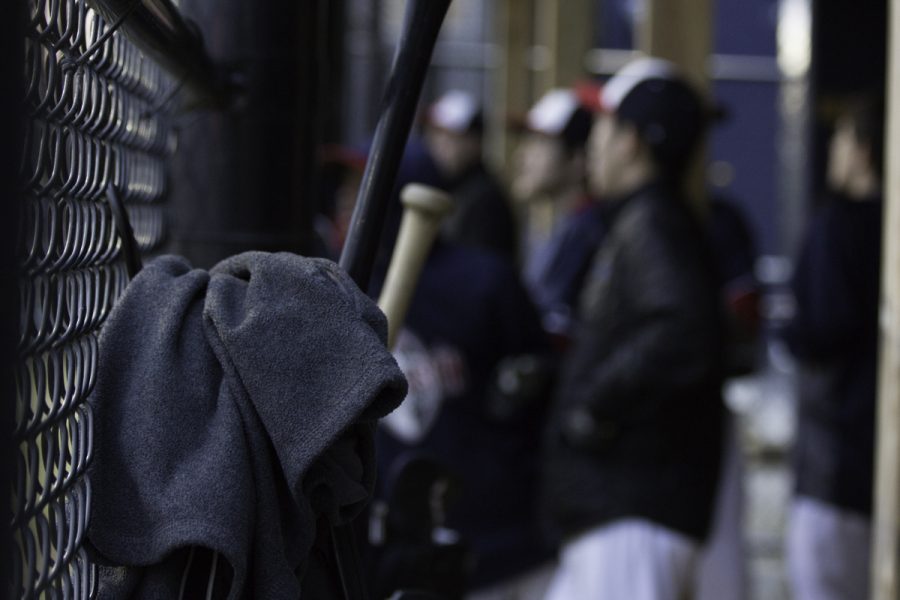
[{"x1": 13, "y1": 0, "x2": 177, "y2": 596}]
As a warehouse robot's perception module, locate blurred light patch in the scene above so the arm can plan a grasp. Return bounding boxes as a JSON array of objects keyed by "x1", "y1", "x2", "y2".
[{"x1": 777, "y1": 0, "x2": 811, "y2": 78}]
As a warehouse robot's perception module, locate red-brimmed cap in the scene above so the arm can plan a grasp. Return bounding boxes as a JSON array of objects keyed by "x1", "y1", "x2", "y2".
[
  {"x1": 319, "y1": 144, "x2": 367, "y2": 172},
  {"x1": 582, "y1": 58, "x2": 709, "y2": 167},
  {"x1": 525, "y1": 89, "x2": 581, "y2": 135},
  {"x1": 514, "y1": 85, "x2": 601, "y2": 149},
  {"x1": 574, "y1": 80, "x2": 605, "y2": 114}
]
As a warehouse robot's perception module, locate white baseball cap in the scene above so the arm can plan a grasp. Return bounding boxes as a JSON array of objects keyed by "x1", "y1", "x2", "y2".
[{"x1": 427, "y1": 90, "x2": 482, "y2": 133}]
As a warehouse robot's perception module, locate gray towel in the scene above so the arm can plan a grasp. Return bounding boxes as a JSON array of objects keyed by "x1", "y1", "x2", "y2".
[{"x1": 86, "y1": 252, "x2": 407, "y2": 599}]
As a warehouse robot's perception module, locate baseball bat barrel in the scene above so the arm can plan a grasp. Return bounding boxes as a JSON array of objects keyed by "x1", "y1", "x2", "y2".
[
  {"x1": 378, "y1": 184, "x2": 454, "y2": 349},
  {"x1": 339, "y1": 0, "x2": 453, "y2": 289}
]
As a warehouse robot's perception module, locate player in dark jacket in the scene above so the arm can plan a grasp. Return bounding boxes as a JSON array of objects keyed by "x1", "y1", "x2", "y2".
[
  {"x1": 364, "y1": 142, "x2": 554, "y2": 599},
  {"x1": 425, "y1": 90, "x2": 519, "y2": 262},
  {"x1": 541, "y1": 58, "x2": 725, "y2": 600},
  {"x1": 783, "y1": 96, "x2": 884, "y2": 600},
  {"x1": 514, "y1": 86, "x2": 605, "y2": 342}
]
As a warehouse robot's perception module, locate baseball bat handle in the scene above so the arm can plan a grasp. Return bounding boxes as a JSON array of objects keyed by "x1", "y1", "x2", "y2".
[
  {"x1": 378, "y1": 183, "x2": 454, "y2": 349},
  {"x1": 331, "y1": 2, "x2": 452, "y2": 598},
  {"x1": 339, "y1": 0, "x2": 453, "y2": 289}
]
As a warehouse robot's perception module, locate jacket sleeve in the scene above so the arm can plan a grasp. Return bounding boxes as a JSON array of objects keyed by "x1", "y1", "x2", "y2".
[{"x1": 579, "y1": 214, "x2": 720, "y2": 421}]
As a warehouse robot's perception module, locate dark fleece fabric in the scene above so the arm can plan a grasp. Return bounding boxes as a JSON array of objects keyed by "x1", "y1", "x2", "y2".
[{"x1": 86, "y1": 252, "x2": 407, "y2": 599}]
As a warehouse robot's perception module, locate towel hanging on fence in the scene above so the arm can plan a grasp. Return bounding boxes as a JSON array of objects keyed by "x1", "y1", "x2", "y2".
[{"x1": 86, "y1": 252, "x2": 407, "y2": 599}]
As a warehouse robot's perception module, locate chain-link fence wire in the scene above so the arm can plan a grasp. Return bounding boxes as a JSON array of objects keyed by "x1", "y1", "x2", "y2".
[{"x1": 13, "y1": 0, "x2": 177, "y2": 597}]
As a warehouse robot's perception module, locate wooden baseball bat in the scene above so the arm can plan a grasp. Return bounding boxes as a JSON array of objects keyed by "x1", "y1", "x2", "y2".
[
  {"x1": 378, "y1": 183, "x2": 454, "y2": 349},
  {"x1": 339, "y1": 0, "x2": 454, "y2": 288}
]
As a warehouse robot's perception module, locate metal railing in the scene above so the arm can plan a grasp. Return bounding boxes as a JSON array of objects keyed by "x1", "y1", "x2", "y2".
[{"x1": 11, "y1": 0, "x2": 194, "y2": 596}]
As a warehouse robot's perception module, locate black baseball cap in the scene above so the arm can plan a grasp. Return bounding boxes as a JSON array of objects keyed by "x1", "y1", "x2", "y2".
[{"x1": 591, "y1": 58, "x2": 709, "y2": 170}]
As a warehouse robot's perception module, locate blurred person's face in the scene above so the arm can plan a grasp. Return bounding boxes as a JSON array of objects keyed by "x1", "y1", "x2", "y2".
[
  {"x1": 512, "y1": 133, "x2": 569, "y2": 201},
  {"x1": 827, "y1": 116, "x2": 869, "y2": 194},
  {"x1": 425, "y1": 127, "x2": 482, "y2": 179},
  {"x1": 587, "y1": 114, "x2": 637, "y2": 198}
]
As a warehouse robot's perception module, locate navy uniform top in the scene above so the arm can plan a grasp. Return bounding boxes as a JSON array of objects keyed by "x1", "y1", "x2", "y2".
[
  {"x1": 523, "y1": 200, "x2": 605, "y2": 337},
  {"x1": 442, "y1": 163, "x2": 519, "y2": 262},
  {"x1": 784, "y1": 193, "x2": 883, "y2": 515},
  {"x1": 376, "y1": 240, "x2": 552, "y2": 589}
]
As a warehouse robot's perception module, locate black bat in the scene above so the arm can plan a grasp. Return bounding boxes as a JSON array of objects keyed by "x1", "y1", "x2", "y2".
[
  {"x1": 333, "y1": 1, "x2": 452, "y2": 599},
  {"x1": 339, "y1": 0, "x2": 453, "y2": 289}
]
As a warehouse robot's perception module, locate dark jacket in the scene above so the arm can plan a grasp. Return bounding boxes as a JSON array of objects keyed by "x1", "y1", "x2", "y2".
[
  {"x1": 784, "y1": 194, "x2": 882, "y2": 516},
  {"x1": 442, "y1": 163, "x2": 518, "y2": 261},
  {"x1": 541, "y1": 182, "x2": 725, "y2": 543}
]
